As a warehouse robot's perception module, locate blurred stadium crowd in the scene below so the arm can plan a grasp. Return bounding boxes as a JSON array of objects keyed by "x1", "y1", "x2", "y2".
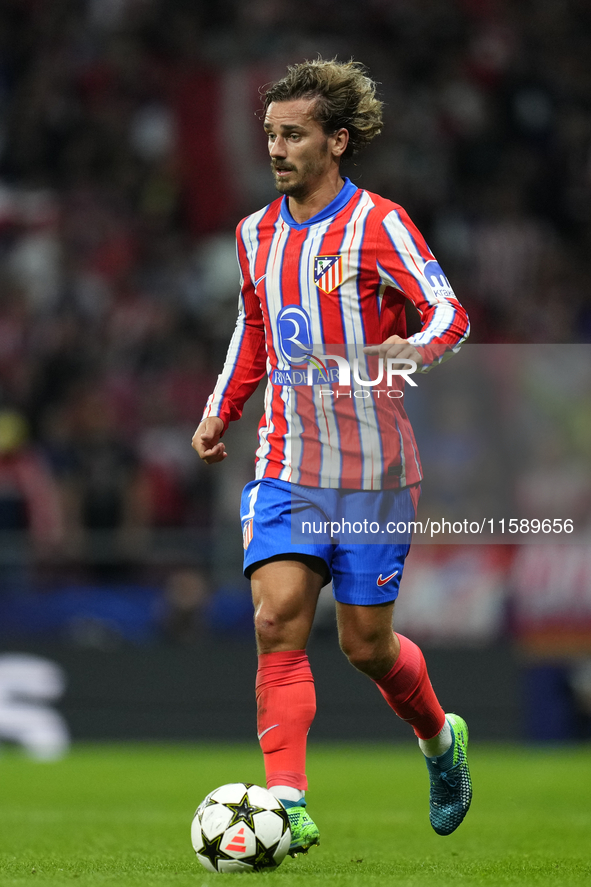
[{"x1": 0, "y1": 0, "x2": 590, "y2": 648}]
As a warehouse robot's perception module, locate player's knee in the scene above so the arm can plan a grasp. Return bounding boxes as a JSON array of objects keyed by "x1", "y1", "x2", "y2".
[
  {"x1": 340, "y1": 634, "x2": 393, "y2": 678},
  {"x1": 254, "y1": 611, "x2": 281, "y2": 647},
  {"x1": 254, "y1": 608, "x2": 292, "y2": 650},
  {"x1": 340, "y1": 637, "x2": 372, "y2": 673}
]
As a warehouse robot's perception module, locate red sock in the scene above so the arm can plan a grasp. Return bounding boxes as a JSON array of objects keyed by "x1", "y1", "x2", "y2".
[
  {"x1": 373, "y1": 633, "x2": 445, "y2": 740},
  {"x1": 255, "y1": 650, "x2": 316, "y2": 791}
]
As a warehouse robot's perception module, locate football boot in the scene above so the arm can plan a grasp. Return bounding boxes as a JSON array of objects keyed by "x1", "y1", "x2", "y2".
[
  {"x1": 280, "y1": 799, "x2": 320, "y2": 856},
  {"x1": 424, "y1": 713, "x2": 472, "y2": 836}
]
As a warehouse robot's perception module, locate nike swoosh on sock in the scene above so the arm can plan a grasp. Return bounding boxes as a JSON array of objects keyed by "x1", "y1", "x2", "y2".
[{"x1": 257, "y1": 724, "x2": 279, "y2": 740}]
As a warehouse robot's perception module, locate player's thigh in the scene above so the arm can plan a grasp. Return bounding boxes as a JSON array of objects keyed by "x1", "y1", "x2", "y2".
[
  {"x1": 251, "y1": 557, "x2": 325, "y2": 652},
  {"x1": 331, "y1": 539, "x2": 410, "y2": 605},
  {"x1": 241, "y1": 478, "x2": 333, "y2": 584}
]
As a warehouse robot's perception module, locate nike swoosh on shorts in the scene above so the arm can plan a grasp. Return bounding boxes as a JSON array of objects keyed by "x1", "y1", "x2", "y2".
[{"x1": 376, "y1": 570, "x2": 399, "y2": 586}]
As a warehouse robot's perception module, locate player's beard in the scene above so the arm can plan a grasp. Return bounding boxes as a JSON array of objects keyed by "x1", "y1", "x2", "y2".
[{"x1": 271, "y1": 142, "x2": 329, "y2": 198}]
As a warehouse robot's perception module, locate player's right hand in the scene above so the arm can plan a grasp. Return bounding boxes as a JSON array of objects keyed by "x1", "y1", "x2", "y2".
[{"x1": 192, "y1": 417, "x2": 227, "y2": 464}]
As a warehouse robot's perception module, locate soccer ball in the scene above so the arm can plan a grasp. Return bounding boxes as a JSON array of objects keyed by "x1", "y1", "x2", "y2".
[{"x1": 191, "y1": 782, "x2": 291, "y2": 873}]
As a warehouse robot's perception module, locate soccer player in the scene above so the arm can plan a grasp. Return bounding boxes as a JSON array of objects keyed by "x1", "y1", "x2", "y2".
[{"x1": 193, "y1": 58, "x2": 472, "y2": 854}]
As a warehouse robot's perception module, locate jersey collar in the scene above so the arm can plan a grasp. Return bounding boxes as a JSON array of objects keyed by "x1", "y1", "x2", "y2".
[{"x1": 279, "y1": 177, "x2": 358, "y2": 229}]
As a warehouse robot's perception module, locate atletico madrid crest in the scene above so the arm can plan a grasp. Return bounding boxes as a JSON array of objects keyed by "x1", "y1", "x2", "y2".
[{"x1": 314, "y1": 255, "x2": 343, "y2": 293}]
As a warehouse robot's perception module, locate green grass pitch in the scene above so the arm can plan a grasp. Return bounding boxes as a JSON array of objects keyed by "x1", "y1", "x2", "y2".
[{"x1": 1, "y1": 743, "x2": 591, "y2": 886}]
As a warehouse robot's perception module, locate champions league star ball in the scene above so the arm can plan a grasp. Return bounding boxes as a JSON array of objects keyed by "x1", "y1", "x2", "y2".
[{"x1": 191, "y1": 783, "x2": 291, "y2": 873}]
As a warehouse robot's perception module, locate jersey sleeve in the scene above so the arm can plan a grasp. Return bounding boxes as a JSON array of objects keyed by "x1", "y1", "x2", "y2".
[
  {"x1": 376, "y1": 207, "x2": 470, "y2": 369},
  {"x1": 201, "y1": 224, "x2": 267, "y2": 431}
]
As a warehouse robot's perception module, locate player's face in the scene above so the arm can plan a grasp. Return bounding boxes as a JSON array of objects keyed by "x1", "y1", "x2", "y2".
[{"x1": 264, "y1": 99, "x2": 335, "y2": 199}]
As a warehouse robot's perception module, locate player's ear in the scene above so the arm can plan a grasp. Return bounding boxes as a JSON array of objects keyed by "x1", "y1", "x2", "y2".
[{"x1": 331, "y1": 127, "x2": 349, "y2": 158}]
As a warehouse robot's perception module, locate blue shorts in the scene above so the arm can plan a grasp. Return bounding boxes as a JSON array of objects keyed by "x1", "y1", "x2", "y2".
[{"x1": 240, "y1": 478, "x2": 420, "y2": 605}]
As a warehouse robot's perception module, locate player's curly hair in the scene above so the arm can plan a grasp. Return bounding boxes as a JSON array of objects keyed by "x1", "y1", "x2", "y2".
[{"x1": 263, "y1": 58, "x2": 383, "y2": 160}]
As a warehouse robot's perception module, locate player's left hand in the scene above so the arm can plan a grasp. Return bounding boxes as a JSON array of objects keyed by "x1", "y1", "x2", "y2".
[{"x1": 363, "y1": 335, "x2": 423, "y2": 369}]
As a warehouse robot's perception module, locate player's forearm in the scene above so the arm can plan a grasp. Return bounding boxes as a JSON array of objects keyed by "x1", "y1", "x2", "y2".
[
  {"x1": 407, "y1": 300, "x2": 470, "y2": 370},
  {"x1": 201, "y1": 324, "x2": 266, "y2": 429}
]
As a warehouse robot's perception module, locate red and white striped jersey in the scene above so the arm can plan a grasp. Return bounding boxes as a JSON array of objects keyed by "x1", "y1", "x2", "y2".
[{"x1": 202, "y1": 179, "x2": 470, "y2": 490}]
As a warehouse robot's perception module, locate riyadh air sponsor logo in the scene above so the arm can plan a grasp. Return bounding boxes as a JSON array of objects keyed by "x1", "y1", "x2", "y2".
[
  {"x1": 376, "y1": 570, "x2": 399, "y2": 586},
  {"x1": 271, "y1": 351, "x2": 417, "y2": 390},
  {"x1": 273, "y1": 305, "x2": 418, "y2": 391},
  {"x1": 276, "y1": 305, "x2": 313, "y2": 365}
]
